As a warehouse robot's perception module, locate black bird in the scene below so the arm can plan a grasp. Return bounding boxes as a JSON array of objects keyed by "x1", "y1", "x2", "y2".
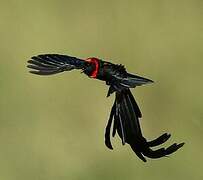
[{"x1": 27, "y1": 54, "x2": 184, "y2": 162}]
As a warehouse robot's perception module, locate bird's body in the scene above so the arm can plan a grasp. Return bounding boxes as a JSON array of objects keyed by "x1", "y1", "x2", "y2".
[{"x1": 27, "y1": 54, "x2": 184, "y2": 162}]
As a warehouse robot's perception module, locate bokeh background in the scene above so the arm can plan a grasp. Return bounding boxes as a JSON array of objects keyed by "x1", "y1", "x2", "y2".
[{"x1": 0, "y1": 0, "x2": 202, "y2": 179}]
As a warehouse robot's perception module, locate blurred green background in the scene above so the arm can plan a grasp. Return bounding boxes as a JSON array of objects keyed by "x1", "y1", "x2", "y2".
[{"x1": 0, "y1": 0, "x2": 202, "y2": 179}]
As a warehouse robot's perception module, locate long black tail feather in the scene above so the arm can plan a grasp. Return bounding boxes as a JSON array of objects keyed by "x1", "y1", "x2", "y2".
[
  {"x1": 147, "y1": 133, "x2": 171, "y2": 147},
  {"x1": 105, "y1": 88, "x2": 184, "y2": 162},
  {"x1": 105, "y1": 102, "x2": 115, "y2": 150}
]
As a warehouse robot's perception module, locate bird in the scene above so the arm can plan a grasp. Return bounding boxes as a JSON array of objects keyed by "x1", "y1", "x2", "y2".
[{"x1": 27, "y1": 54, "x2": 184, "y2": 162}]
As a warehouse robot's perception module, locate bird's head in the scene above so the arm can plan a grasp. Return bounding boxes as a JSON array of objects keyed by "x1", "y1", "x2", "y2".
[{"x1": 83, "y1": 57, "x2": 99, "y2": 78}]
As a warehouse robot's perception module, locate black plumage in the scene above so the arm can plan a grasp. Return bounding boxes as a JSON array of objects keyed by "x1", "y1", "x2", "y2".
[{"x1": 27, "y1": 54, "x2": 184, "y2": 162}]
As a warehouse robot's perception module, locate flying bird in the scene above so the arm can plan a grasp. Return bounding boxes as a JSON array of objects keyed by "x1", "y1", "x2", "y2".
[{"x1": 27, "y1": 54, "x2": 184, "y2": 162}]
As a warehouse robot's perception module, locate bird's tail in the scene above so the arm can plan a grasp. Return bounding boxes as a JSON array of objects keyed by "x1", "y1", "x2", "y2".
[{"x1": 105, "y1": 89, "x2": 184, "y2": 162}]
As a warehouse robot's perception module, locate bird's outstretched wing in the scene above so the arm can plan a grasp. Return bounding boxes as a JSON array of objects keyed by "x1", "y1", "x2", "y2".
[
  {"x1": 105, "y1": 88, "x2": 184, "y2": 162},
  {"x1": 120, "y1": 73, "x2": 154, "y2": 87},
  {"x1": 105, "y1": 64, "x2": 154, "y2": 96},
  {"x1": 27, "y1": 54, "x2": 86, "y2": 75}
]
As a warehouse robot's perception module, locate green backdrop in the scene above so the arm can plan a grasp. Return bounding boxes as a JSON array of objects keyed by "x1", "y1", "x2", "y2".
[{"x1": 0, "y1": 0, "x2": 202, "y2": 179}]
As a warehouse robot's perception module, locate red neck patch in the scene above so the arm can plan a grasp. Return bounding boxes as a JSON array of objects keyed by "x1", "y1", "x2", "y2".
[{"x1": 85, "y1": 57, "x2": 99, "y2": 78}]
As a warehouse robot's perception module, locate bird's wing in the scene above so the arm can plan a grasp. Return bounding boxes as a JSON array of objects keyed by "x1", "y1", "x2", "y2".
[
  {"x1": 112, "y1": 72, "x2": 154, "y2": 88},
  {"x1": 27, "y1": 54, "x2": 86, "y2": 75},
  {"x1": 106, "y1": 64, "x2": 153, "y2": 88},
  {"x1": 120, "y1": 73, "x2": 154, "y2": 87},
  {"x1": 106, "y1": 74, "x2": 153, "y2": 97}
]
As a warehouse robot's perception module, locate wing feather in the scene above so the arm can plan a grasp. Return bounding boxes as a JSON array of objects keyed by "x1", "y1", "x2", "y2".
[{"x1": 27, "y1": 54, "x2": 86, "y2": 75}]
